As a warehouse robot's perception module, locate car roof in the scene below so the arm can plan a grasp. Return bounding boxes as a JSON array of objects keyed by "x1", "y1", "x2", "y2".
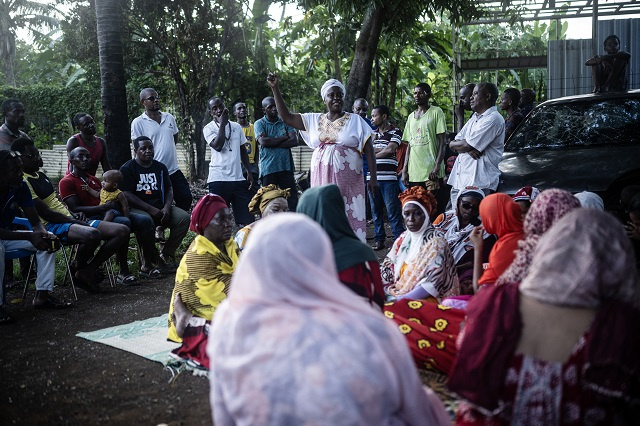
[{"x1": 539, "y1": 89, "x2": 640, "y2": 107}]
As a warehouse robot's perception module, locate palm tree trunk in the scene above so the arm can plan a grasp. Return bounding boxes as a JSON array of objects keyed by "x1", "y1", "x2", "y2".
[{"x1": 95, "y1": 0, "x2": 130, "y2": 168}]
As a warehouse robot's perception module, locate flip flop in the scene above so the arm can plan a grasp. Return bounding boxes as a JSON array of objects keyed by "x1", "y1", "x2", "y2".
[
  {"x1": 139, "y1": 268, "x2": 163, "y2": 280},
  {"x1": 116, "y1": 274, "x2": 139, "y2": 286}
]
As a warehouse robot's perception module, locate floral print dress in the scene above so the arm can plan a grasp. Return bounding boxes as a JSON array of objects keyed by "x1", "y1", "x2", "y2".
[{"x1": 300, "y1": 112, "x2": 373, "y2": 241}]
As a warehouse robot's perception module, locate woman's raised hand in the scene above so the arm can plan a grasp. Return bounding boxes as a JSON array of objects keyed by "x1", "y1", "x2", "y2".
[{"x1": 266, "y1": 71, "x2": 279, "y2": 89}]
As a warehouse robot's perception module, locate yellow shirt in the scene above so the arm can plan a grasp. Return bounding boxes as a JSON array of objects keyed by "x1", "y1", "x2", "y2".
[
  {"x1": 23, "y1": 172, "x2": 71, "y2": 226},
  {"x1": 167, "y1": 235, "x2": 239, "y2": 342},
  {"x1": 241, "y1": 123, "x2": 257, "y2": 164},
  {"x1": 100, "y1": 188, "x2": 122, "y2": 204}
]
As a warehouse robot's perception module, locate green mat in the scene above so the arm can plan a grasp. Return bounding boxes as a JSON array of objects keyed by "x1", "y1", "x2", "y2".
[{"x1": 77, "y1": 314, "x2": 180, "y2": 365}]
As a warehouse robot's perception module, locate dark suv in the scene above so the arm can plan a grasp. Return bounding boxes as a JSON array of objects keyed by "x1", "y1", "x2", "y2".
[{"x1": 497, "y1": 90, "x2": 640, "y2": 208}]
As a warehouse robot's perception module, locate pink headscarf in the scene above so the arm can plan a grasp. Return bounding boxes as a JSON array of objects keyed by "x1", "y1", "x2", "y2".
[
  {"x1": 189, "y1": 194, "x2": 227, "y2": 235},
  {"x1": 498, "y1": 189, "x2": 580, "y2": 285},
  {"x1": 207, "y1": 213, "x2": 450, "y2": 425},
  {"x1": 520, "y1": 209, "x2": 640, "y2": 308}
]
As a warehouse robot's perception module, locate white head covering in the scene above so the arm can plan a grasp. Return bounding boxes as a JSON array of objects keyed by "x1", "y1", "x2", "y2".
[
  {"x1": 403, "y1": 200, "x2": 431, "y2": 261},
  {"x1": 207, "y1": 213, "x2": 450, "y2": 426},
  {"x1": 520, "y1": 209, "x2": 639, "y2": 309},
  {"x1": 574, "y1": 191, "x2": 604, "y2": 210},
  {"x1": 320, "y1": 78, "x2": 346, "y2": 100}
]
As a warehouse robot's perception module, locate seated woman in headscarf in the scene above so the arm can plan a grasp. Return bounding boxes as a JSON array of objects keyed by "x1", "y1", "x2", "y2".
[
  {"x1": 381, "y1": 187, "x2": 463, "y2": 374},
  {"x1": 207, "y1": 213, "x2": 451, "y2": 426},
  {"x1": 575, "y1": 190, "x2": 605, "y2": 210},
  {"x1": 497, "y1": 188, "x2": 580, "y2": 285},
  {"x1": 469, "y1": 193, "x2": 524, "y2": 291},
  {"x1": 449, "y1": 209, "x2": 640, "y2": 425},
  {"x1": 381, "y1": 186, "x2": 459, "y2": 302},
  {"x1": 297, "y1": 184, "x2": 384, "y2": 309},
  {"x1": 166, "y1": 194, "x2": 238, "y2": 370},
  {"x1": 433, "y1": 186, "x2": 496, "y2": 293},
  {"x1": 234, "y1": 184, "x2": 290, "y2": 251}
]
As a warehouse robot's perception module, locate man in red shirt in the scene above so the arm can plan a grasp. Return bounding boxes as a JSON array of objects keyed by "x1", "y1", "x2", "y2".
[{"x1": 59, "y1": 147, "x2": 157, "y2": 279}]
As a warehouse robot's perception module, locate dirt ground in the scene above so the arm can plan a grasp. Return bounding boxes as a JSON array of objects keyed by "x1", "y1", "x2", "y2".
[
  {"x1": 0, "y1": 223, "x2": 392, "y2": 426},
  {"x1": 0, "y1": 274, "x2": 212, "y2": 426}
]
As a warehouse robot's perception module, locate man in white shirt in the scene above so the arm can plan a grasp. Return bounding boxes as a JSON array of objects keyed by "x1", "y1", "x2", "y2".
[
  {"x1": 130, "y1": 88, "x2": 192, "y2": 212},
  {"x1": 448, "y1": 82, "x2": 505, "y2": 208},
  {"x1": 203, "y1": 97, "x2": 255, "y2": 226}
]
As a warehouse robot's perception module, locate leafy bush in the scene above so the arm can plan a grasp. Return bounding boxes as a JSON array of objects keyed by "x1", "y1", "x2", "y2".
[{"x1": 0, "y1": 84, "x2": 101, "y2": 148}]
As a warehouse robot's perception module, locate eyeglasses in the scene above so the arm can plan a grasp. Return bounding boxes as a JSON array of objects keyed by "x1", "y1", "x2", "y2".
[
  {"x1": 144, "y1": 96, "x2": 160, "y2": 102},
  {"x1": 460, "y1": 202, "x2": 479, "y2": 211},
  {"x1": 23, "y1": 153, "x2": 41, "y2": 159}
]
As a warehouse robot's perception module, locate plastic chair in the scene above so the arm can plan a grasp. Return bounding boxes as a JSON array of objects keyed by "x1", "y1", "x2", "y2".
[{"x1": 11, "y1": 217, "x2": 78, "y2": 301}]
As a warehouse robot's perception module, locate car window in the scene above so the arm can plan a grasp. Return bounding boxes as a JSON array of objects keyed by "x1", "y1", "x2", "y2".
[{"x1": 506, "y1": 97, "x2": 640, "y2": 152}]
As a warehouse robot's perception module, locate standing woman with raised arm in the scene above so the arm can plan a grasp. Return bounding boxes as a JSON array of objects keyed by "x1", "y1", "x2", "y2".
[{"x1": 266, "y1": 72, "x2": 378, "y2": 241}]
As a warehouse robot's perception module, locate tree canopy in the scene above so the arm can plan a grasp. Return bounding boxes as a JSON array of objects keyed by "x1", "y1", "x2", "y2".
[{"x1": 3, "y1": 0, "x2": 560, "y2": 179}]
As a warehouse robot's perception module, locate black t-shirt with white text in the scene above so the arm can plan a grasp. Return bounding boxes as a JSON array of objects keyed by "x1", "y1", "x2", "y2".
[{"x1": 120, "y1": 159, "x2": 171, "y2": 210}]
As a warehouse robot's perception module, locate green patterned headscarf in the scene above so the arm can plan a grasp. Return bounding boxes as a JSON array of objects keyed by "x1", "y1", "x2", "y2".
[{"x1": 297, "y1": 184, "x2": 377, "y2": 272}]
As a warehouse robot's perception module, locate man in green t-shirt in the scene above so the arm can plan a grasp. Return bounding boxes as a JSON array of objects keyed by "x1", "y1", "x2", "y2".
[{"x1": 401, "y1": 83, "x2": 446, "y2": 194}]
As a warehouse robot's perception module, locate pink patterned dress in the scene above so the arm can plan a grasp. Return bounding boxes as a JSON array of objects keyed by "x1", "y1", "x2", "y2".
[{"x1": 300, "y1": 112, "x2": 373, "y2": 241}]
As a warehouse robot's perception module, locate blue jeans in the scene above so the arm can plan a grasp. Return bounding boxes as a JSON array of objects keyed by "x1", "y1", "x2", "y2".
[
  {"x1": 398, "y1": 175, "x2": 407, "y2": 192},
  {"x1": 368, "y1": 180, "x2": 405, "y2": 242}
]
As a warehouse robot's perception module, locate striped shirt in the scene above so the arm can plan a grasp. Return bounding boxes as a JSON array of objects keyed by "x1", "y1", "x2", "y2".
[{"x1": 367, "y1": 124, "x2": 402, "y2": 181}]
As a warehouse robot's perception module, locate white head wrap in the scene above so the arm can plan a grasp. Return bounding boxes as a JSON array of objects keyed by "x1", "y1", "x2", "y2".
[
  {"x1": 403, "y1": 201, "x2": 431, "y2": 262},
  {"x1": 574, "y1": 191, "x2": 604, "y2": 210},
  {"x1": 320, "y1": 79, "x2": 346, "y2": 100}
]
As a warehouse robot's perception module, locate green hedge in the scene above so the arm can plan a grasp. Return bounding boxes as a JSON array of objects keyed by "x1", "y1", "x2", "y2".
[{"x1": 0, "y1": 84, "x2": 101, "y2": 149}]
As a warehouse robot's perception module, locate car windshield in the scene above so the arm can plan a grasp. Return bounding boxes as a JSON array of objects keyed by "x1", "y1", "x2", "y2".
[{"x1": 506, "y1": 96, "x2": 640, "y2": 152}]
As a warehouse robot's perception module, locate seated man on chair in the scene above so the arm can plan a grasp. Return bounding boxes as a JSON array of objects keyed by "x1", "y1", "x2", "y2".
[
  {"x1": 120, "y1": 136, "x2": 190, "y2": 274},
  {"x1": 59, "y1": 147, "x2": 158, "y2": 280},
  {"x1": 0, "y1": 150, "x2": 69, "y2": 325},
  {"x1": 11, "y1": 137, "x2": 132, "y2": 292}
]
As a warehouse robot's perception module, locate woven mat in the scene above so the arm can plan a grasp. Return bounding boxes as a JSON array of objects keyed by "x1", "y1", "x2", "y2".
[
  {"x1": 419, "y1": 368, "x2": 458, "y2": 421},
  {"x1": 77, "y1": 314, "x2": 179, "y2": 365}
]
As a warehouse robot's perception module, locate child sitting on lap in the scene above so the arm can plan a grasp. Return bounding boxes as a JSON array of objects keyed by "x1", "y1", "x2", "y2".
[{"x1": 84, "y1": 170, "x2": 130, "y2": 221}]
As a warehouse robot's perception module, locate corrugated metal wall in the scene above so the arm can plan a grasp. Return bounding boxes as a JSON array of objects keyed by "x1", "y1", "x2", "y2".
[
  {"x1": 548, "y1": 18, "x2": 639, "y2": 99},
  {"x1": 41, "y1": 143, "x2": 313, "y2": 180},
  {"x1": 598, "y1": 19, "x2": 640, "y2": 90}
]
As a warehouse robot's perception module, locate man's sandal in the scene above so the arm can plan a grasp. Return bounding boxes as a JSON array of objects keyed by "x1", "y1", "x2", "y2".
[
  {"x1": 139, "y1": 268, "x2": 163, "y2": 280},
  {"x1": 116, "y1": 274, "x2": 139, "y2": 286}
]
